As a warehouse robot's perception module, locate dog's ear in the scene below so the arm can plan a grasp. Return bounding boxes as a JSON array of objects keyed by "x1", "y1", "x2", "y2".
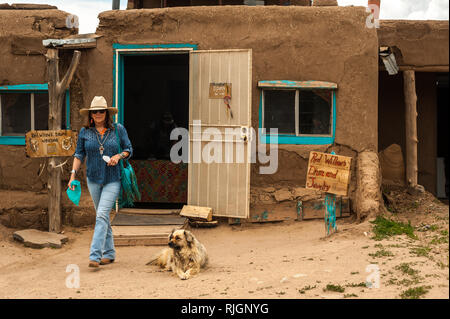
[
  {"x1": 184, "y1": 230, "x2": 194, "y2": 247},
  {"x1": 169, "y1": 228, "x2": 176, "y2": 239}
]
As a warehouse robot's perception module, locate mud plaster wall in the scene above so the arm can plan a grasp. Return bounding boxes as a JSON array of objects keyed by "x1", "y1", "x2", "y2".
[
  {"x1": 74, "y1": 6, "x2": 378, "y2": 212},
  {"x1": 378, "y1": 20, "x2": 449, "y2": 68},
  {"x1": 378, "y1": 71, "x2": 438, "y2": 195},
  {"x1": 0, "y1": 10, "x2": 76, "y2": 191}
]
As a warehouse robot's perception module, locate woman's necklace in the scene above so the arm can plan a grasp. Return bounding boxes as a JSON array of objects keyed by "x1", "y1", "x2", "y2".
[{"x1": 94, "y1": 127, "x2": 110, "y2": 155}]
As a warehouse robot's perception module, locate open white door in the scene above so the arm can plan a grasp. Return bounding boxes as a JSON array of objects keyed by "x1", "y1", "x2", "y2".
[{"x1": 188, "y1": 49, "x2": 252, "y2": 218}]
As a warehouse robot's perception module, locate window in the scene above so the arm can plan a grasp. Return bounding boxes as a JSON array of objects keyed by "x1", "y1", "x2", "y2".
[
  {"x1": 259, "y1": 80, "x2": 337, "y2": 145},
  {"x1": 0, "y1": 84, "x2": 70, "y2": 145}
]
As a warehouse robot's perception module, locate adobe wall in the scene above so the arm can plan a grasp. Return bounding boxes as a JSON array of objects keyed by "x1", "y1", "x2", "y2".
[
  {"x1": 0, "y1": 9, "x2": 76, "y2": 191},
  {"x1": 378, "y1": 20, "x2": 449, "y2": 68},
  {"x1": 72, "y1": 5, "x2": 379, "y2": 217}
]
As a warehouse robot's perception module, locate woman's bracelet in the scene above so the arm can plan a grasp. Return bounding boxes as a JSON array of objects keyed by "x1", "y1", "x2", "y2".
[{"x1": 70, "y1": 169, "x2": 77, "y2": 175}]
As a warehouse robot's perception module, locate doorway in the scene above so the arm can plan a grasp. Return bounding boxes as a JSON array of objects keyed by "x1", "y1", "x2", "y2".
[
  {"x1": 437, "y1": 73, "x2": 449, "y2": 199},
  {"x1": 122, "y1": 53, "x2": 190, "y2": 207}
]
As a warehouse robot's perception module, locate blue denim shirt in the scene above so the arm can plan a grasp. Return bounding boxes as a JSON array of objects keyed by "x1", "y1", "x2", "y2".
[{"x1": 74, "y1": 123, "x2": 133, "y2": 185}]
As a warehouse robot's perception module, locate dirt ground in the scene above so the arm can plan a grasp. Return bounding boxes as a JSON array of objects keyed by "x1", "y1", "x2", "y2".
[{"x1": 0, "y1": 186, "x2": 448, "y2": 299}]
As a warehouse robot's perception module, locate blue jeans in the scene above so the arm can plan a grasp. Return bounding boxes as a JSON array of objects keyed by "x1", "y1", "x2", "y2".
[{"x1": 87, "y1": 178, "x2": 121, "y2": 262}]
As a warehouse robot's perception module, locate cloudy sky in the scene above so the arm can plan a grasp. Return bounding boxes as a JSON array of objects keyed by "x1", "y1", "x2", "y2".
[{"x1": 9, "y1": 0, "x2": 450, "y2": 34}]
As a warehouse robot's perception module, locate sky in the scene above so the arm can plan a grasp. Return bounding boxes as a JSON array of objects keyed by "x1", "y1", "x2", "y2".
[{"x1": 8, "y1": 0, "x2": 450, "y2": 34}]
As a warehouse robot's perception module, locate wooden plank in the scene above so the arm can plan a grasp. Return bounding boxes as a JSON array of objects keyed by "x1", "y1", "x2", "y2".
[
  {"x1": 180, "y1": 205, "x2": 212, "y2": 221},
  {"x1": 114, "y1": 237, "x2": 167, "y2": 246},
  {"x1": 258, "y1": 80, "x2": 338, "y2": 89},
  {"x1": 305, "y1": 151, "x2": 352, "y2": 196},
  {"x1": 119, "y1": 208, "x2": 180, "y2": 215},
  {"x1": 25, "y1": 130, "x2": 78, "y2": 158},
  {"x1": 112, "y1": 225, "x2": 178, "y2": 237}
]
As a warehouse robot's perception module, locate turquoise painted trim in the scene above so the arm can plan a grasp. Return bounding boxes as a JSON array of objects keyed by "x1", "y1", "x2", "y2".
[
  {"x1": 113, "y1": 43, "x2": 198, "y2": 50},
  {"x1": 113, "y1": 43, "x2": 197, "y2": 125},
  {"x1": 0, "y1": 136, "x2": 26, "y2": 145},
  {"x1": 259, "y1": 90, "x2": 336, "y2": 145},
  {"x1": 258, "y1": 80, "x2": 337, "y2": 89},
  {"x1": 0, "y1": 84, "x2": 48, "y2": 91}
]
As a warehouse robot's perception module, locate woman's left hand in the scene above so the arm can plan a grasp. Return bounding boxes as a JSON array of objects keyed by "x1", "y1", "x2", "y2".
[{"x1": 107, "y1": 154, "x2": 122, "y2": 166}]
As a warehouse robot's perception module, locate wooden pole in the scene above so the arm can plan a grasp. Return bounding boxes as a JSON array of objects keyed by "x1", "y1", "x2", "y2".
[
  {"x1": 45, "y1": 48, "x2": 81, "y2": 233},
  {"x1": 403, "y1": 69, "x2": 418, "y2": 187}
]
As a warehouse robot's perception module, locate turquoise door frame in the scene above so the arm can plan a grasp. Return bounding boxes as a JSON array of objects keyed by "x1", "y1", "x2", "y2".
[{"x1": 112, "y1": 43, "x2": 198, "y2": 124}]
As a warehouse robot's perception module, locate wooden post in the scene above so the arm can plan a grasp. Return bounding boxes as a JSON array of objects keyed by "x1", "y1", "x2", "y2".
[
  {"x1": 403, "y1": 69, "x2": 418, "y2": 187},
  {"x1": 45, "y1": 48, "x2": 81, "y2": 233}
]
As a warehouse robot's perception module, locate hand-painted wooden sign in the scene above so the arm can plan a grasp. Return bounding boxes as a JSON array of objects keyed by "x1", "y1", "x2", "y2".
[
  {"x1": 26, "y1": 130, "x2": 78, "y2": 158},
  {"x1": 209, "y1": 83, "x2": 231, "y2": 99},
  {"x1": 305, "y1": 151, "x2": 352, "y2": 196}
]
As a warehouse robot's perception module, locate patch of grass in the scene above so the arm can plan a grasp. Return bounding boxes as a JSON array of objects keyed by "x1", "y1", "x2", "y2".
[
  {"x1": 343, "y1": 293, "x2": 358, "y2": 298},
  {"x1": 362, "y1": 246, "x2": 369, "y2": 249},
  {"x1": 369, "y1": 249, "x2": 394, "y2": 258},
  {"x1": 400, "y1": 286, "x2": 431, "y2": 299},
  {"x1": 345, "y1": 282, "x2": 366, "y2": 288},
  {"x1": 370, "y1": 216, "x2": 417, "y2": 241},
  {"x1": 388, "y1": 277, "x2": 421, "y2": 287},
  {"x1": 430, "y1": 236, "x2": 449, "y2": 245},
  {"x1": 323, "y1": 284, "x2": 345, "y2": 293},
  {"x1": 410, "y1": 246, "x2": 431, "y2": 257},
  {"x1": 298, "y1": 285, "x2": 317, "y2": 294},
  {"x1": 395, "y1": 263, "x2": 419, "y2": 276}
]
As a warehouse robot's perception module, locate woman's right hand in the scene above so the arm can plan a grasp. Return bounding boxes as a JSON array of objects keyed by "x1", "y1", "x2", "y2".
[{"x1": 68, "y1": 175, "x2": 76, "y2": 190}]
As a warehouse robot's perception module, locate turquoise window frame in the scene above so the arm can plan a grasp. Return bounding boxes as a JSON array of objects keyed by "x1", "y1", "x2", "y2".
[
  {"x1": 0, "y1": 84, "x2": 70, "y2": 145},
  {"x1": 258, "y1": 80, "x2": 337, "y2": 145},
  {"x1": 112, "y1": 43, "x2": 198, "y2": 124}
]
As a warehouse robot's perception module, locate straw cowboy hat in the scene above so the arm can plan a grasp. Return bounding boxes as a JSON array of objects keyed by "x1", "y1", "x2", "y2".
[{"x1": 79, "y1": 96, "x2": 118, "y2": 116}]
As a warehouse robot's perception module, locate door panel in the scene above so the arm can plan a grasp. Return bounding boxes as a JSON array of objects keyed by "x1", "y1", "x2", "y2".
[{"x1": 188, "y1": 49, "x2": 252, "y2": 218}]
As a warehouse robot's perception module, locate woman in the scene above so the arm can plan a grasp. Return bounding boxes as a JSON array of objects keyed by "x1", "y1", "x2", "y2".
[{"x1": 68, "y1": 96, "x2": 133, "y2": 268}]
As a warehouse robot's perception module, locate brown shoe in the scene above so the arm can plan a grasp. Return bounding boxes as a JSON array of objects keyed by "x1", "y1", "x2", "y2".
[
  {"x1": 100, "y1": 258, "x2": 115, "y2": 265},
  {"x1": 89, "y1": 260, "x2": 100, "y2": 268}
]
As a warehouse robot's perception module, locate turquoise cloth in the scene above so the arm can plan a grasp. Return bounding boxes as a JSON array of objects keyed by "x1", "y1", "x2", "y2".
[{"x1": 66, "y1": 180, "x2": 81, "y2": 206}]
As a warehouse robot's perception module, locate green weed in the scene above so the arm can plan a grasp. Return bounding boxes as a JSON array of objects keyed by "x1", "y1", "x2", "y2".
[
  {"x1": 400, "y1": 286, "x2": 431, "y2": 299},
  {"x1": 323, "y1": 284, "x2": 345, "y2": 293},
  {"x1": 395, "y1": 263, "x2": 419, "y2": 276},
  {"x1": 410, "y1": 246, "x2": 432, "y2": 257},
  {"x1": 298, "y1": 285, "x2": 317, "y2": 294},
  {"x1": 370, "y1": 216, "x2": 417, "y2": 241}
]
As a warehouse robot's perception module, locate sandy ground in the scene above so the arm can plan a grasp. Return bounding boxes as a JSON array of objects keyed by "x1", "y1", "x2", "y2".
[{"x1": 0, "y1": 192, "x2": 448, "y2": 299}]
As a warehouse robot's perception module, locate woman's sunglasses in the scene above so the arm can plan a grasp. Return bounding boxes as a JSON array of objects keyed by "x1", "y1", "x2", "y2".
[{"x1": 90, "y1": 110, "x2": 106, "y2": 114}]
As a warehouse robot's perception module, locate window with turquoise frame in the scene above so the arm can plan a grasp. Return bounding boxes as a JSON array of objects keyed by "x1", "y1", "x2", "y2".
[
  {"x1": 258, "y1": 80, "x2": 337, "y2": 145},
  {"x1": 0, "y1": 84, "x2": 70, "y2": 145}
]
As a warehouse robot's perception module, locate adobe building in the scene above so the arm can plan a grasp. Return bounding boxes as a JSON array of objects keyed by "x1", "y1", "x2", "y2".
[{"x1": 0, "y1": 1, "x2": 448, "y2": 229}]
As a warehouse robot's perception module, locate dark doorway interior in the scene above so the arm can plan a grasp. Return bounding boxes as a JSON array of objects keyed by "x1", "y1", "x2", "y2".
[
  {"x1": 437, "y1": 73, "x2": 449, "y2": 199},
  {"x1": 123, "y1": 53, "x2": 189, "y2": 206}
]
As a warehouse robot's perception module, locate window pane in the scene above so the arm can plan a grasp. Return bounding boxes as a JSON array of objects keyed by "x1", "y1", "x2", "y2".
[
  {"x1": 298, "y1": 90, "x2": 332, "y2": 135},
  {"x1": 34, "y1": 92, "x2": 49, "y2": 130},
  {"x1": 1, "y1": 93, "x2": 30, "y2": 136},
  {"x1": 264, "y1": 90, "x2": 296, "y2": 134}
]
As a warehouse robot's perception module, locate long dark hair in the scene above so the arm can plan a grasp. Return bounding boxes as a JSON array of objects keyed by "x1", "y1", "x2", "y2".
[{"x1": 83, "y1": 110, "x2": 115, "y2": 130}]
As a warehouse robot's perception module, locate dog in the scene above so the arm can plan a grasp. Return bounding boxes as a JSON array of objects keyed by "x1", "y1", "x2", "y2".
[{"x1": 146, "y1": 229, "x2": 208, "y2": 280}]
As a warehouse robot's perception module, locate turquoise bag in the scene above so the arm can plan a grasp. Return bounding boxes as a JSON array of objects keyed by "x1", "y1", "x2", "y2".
[
  {"x1": 114, "y1": 124, "x2": 141, "y2": 208},
  {"x1": 66, "y1": 180, "x2": 81, "y2": 206}
]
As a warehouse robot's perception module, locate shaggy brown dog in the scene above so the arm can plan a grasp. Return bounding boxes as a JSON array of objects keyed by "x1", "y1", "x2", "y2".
[{"x1": 146, "y1": 229, "x2": 208, "y2": 280}]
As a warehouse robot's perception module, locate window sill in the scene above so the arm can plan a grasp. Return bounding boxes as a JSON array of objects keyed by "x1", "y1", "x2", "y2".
[
  {"x1": 260, "y1": 134, "x2": 334, "y2": 145},
  {"x1": 0, "y1": 136, "x2": 25, "y2": 145}
]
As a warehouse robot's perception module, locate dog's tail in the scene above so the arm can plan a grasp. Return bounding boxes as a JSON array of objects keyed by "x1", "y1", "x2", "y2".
[
  {"x1": 145, "y1": 257, "x2": 158, "y2": 266},
  {"x1": 146, "y1": 248, "x2": 169, "y2": 267}
]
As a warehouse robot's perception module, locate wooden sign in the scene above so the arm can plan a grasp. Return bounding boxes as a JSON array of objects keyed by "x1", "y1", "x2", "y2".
[
  {"x1": 209, "y1": 83, "x2": 231, "y2": 99},
  {"x1": 26, "y1": 130, "x2": 78, "y2": 158},
  {"x1": 305, "y1": 151, "x2": 352, "y2": 196}
]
